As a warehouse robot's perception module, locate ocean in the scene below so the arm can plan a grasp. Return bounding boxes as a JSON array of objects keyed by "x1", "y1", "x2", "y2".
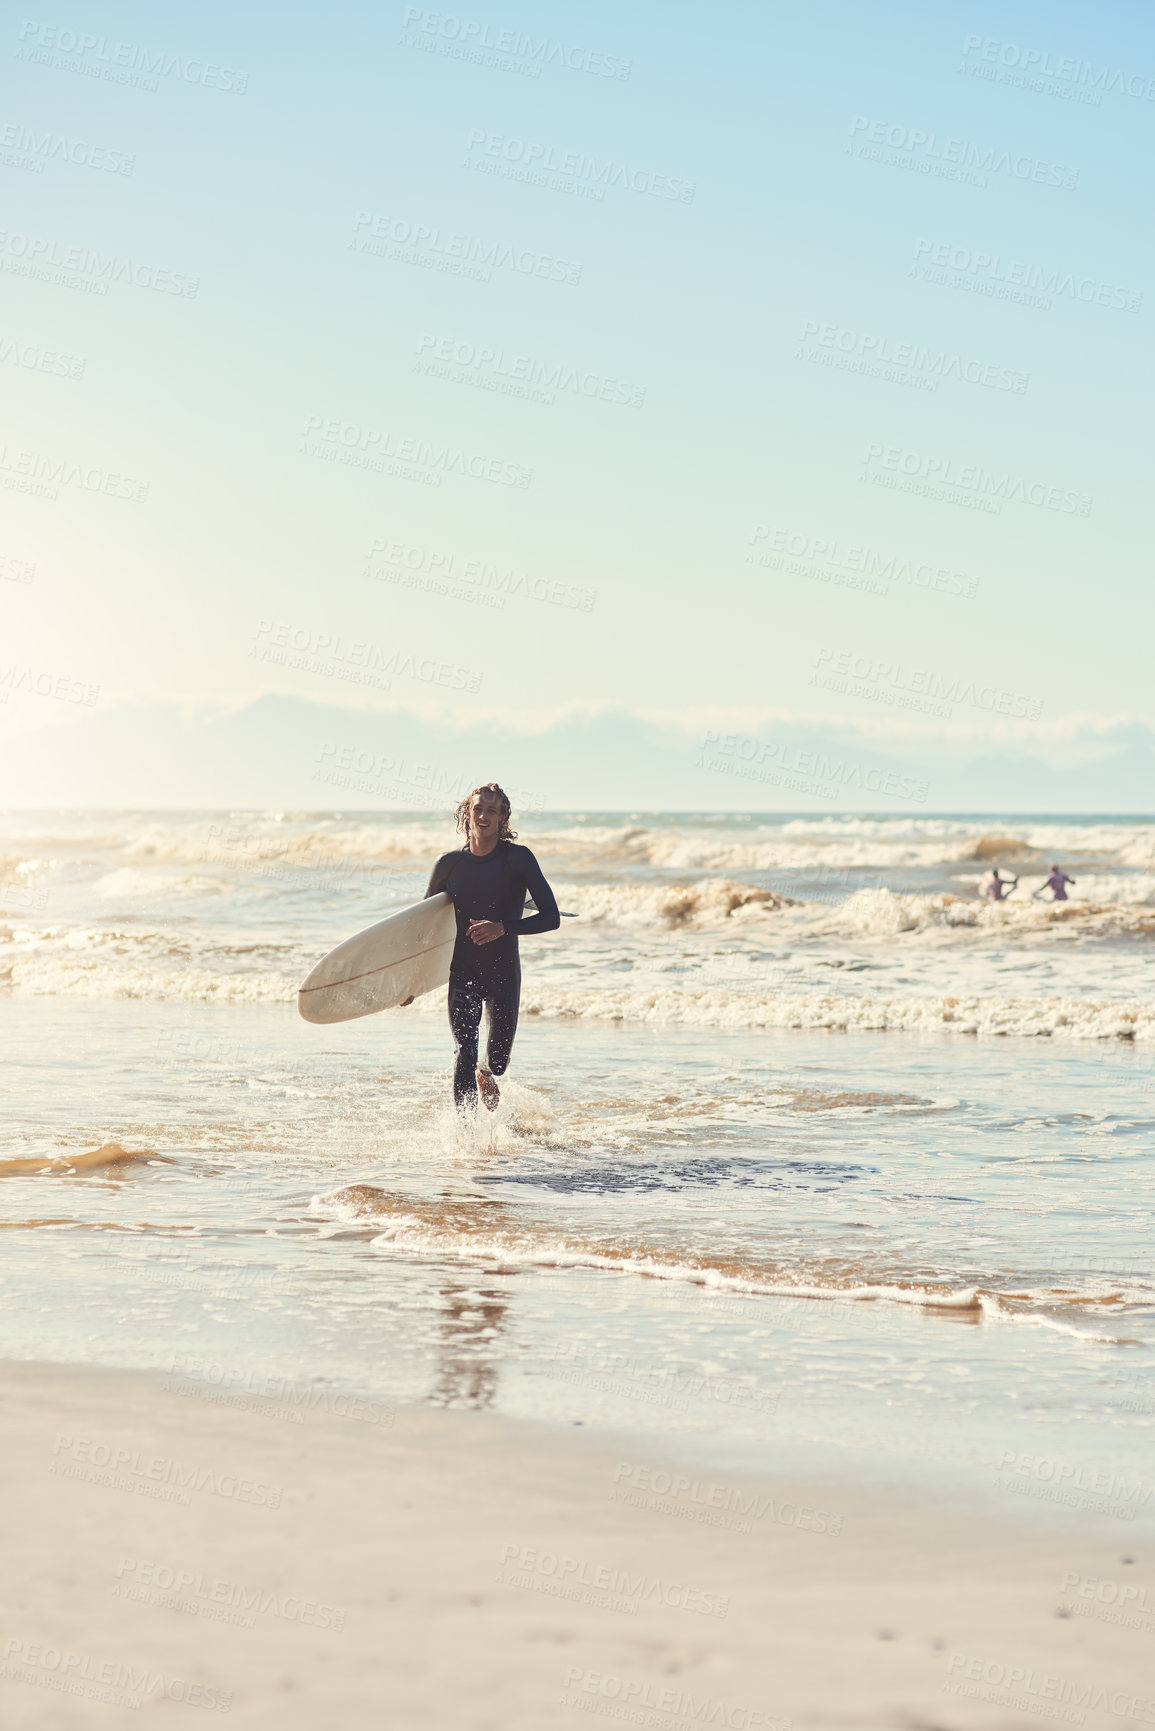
[{"x1": 3, "y1": 810, "x2": 1153, "y2": 1518}]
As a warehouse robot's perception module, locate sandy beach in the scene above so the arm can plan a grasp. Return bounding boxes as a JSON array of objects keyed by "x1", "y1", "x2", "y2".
[{"x1": 2, "y1": 1357, "x2": 1152, "y2": 1729}]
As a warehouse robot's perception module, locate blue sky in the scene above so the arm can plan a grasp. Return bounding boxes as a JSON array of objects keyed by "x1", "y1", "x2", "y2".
[{"x1": 1, "y1": 0, "x2": 1151, "y2": 808}]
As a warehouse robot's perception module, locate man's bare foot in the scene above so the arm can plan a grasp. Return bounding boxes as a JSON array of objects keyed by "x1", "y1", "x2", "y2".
[{"x1": 476, "y1": 1067, "x2": 500, "y2": 1111}]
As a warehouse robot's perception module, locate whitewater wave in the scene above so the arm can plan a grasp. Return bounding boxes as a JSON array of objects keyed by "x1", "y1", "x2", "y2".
[
  {"x1": 122, "y1": 820, "x2": 448, "y2": 868},
  {"x1": 1042, "y1": 874, "x2": 1155, "y2": 905},
  {"x1": 4, "y1": 813, "x2": 1154, "y2": 885},
  {"x1": 517, "y1": 985, "x2": 1155, "y2": 1043},
  {"x1": 0, "y1": 814, "x2": 449, "y2": 869},
  {"x1": 527, "y1": 819, "x2": 1155, "y2": 874},
  {"x1": 828, "y1": 886, "x2": 1155, "y2": 938},
  {"x1": 549, "y1": 879, "x2": 1155, "y2": 935},
  {"x1": 544, "y1": 831, "x2": 1000, "y2": 872},
  {"x1": 309, "y1": 1186, "x2": 1140, "y2": 1340},
  {"x1": 560, "y1": 879, "x2": 795, "y2": 928},
  {"x1": 559, "y1": 879, "x2": 1155, "y2": 939},
  {"x1": 777, "y1": 815, "x2": 1155, "y2": 860},
  {"x1": 0, "y1": 923, "x2": 305, "y2": 1001},
  {"x1": 3, "y1": 914, "x2": 1154, "y2": 1040},
  {"x1": 92, "y1": 867, "x2": 235, "y2": 901}
]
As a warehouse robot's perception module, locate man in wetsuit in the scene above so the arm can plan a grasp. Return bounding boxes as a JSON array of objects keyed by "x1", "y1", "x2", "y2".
[
  {"x1": 1033, "y1": 863, "x2": 1076, "y2": 902},
  {"x1": 425, "y1": 782, "x2": 560, "y2": 1112},
  {"x1": 984, "y1": 867, "x2": 1018, "y2": 902}
]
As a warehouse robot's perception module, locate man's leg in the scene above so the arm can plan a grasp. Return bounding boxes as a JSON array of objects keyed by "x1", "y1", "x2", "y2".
[
  {"x1": 478, "y1": 970, "x2": 520, "y2": 1108},
  {"x1": 447, "y1": 977, "x2": 484, "y2": 1110}
]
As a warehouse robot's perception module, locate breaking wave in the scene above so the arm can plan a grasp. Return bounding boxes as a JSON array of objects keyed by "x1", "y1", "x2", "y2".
[
  {"x1": 516, "y1": 985, "x2": 1154, "y2": 1042},
  {"x1": 0, "y1": 923, "x2": 305, "y2": 1001},
  {"x1": 562, "y1": 880, "x2": 1155, "y2": 934},
  {"x1": 310, "y1": 1186, "x2": 1142, "y2": 1340},
  {"x1": 560, "y1": 879, "x2": 795, "y2": 927},
  {"x1": 3, "y1": 902, "x2": 1154, "y2": 1041},
  {"x1": 829, "y1": 886, "x2": 1155, "y2": 938}
]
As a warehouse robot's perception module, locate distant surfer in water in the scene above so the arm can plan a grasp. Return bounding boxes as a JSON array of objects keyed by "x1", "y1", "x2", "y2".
[
  {"x1": 984, "y1": 867, "x2": 1018, "y2": 902},
  {"x1": 1033, "y1": 864, "x2": 1076, "y2": 902},
  {"x1": 425, "y1": 783, "x2": 560, "y2": 1113}
]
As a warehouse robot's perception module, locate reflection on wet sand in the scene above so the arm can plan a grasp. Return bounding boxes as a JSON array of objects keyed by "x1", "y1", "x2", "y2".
[
  {"x1": 428, "y1": 1279, "x2": 511, "y2": 1410},
  {"x1": 332, "y1": 1185, "x2": 514, "y2": 1407}
]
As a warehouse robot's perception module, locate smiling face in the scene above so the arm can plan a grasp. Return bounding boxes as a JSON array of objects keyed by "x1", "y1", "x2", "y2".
[
  {"x1": 468, "y1": 790, "x2": 503, "y2": 851},
  {"x1": 455, "y1": 781, "x2": 513, "y2": 852}
]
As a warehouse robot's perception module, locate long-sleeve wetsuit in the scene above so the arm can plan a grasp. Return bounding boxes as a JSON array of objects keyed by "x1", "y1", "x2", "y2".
[{"x1": 425, "y1": 841, "x2": 560, "y2": 1107}]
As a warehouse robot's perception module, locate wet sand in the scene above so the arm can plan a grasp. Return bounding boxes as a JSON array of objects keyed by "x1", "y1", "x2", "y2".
[{"x1": 1, "y1": 1359, "x2": 1152, "y2": 1729}]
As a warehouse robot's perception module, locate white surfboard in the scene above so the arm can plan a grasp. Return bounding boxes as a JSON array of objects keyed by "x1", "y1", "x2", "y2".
[{"x1": 297, "y1": 892, "x2": 456, "y2": 1024}]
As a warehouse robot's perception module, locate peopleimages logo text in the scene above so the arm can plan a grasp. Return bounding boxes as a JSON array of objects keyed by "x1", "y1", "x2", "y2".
[
  {"x1": 300, "y1": 416, "x2": 532, "y2": 489},
  {"x1": 812, "y1": 647, "x2": 1043, "y2": 720},
  {"x1": 0, "y1": 228, "x2": 198, "y2": 297},
  {"x1": 463, "y1": 130, "x2": 695, "y2": 202},
  {"x1": 16, "y1": 20, "x2": 248, "y2": 91},
  {"x1": 748, "y1": 526, "x2": 977, "y2": 599},
  {"x1": 848, "y1": 116, "x2": 1078, "y2": 187},
  {"x1": 961, "y1": 35, "x2": 1155, "y2": 101},
  {"x1": 945, "y1": 1651, "x2": 1155, "y2": 1722},
  {"x1": 911, "y1": 238, "x2": 1141, "y2": 313},
  {"x1": 1, "y1": 1637, "x2": 231, "y2": 1713},
  {"x1": 698, "y1": 731, "x2": 929, "y2": 804},
  {"x1": 415, "y1": 333, "x2": 644, "y2": 407},
  {"x1": 352, "y1": 210, "x2": 582, "y2": 285},
  {"x1": 798, "y1": 320, "x2": 1027, "y2": 393},
  {"x1": 862, "y1": 443, "x2": 1092, "y2": 516},
  {"x1": 0, "y1": 120, "x2": 134, "y2": 174},
  {"x1": 400, "y1": 8, "x2": 632, "y2": 78}
]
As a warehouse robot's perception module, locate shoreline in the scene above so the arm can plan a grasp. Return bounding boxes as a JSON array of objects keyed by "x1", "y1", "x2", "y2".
[{"x1": 3, "y1": 1357, "x2": 1153, "y2": 1728}]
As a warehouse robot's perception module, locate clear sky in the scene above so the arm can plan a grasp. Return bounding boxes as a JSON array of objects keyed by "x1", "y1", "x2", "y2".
[{"x1": 1, "y1": 0, "x2": 1151, "y2": 808}]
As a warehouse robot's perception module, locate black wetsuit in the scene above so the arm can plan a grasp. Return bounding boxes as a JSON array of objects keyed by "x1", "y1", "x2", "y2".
[{"x1": 425, "y1": 841, "x2": 560, "y2": 1107}]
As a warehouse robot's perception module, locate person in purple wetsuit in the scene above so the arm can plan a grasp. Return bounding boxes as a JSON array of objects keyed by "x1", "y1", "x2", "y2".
[
  {"x1": 425, "y1": 782, "x2": 559, "y2": 1114},
  {"x1": 1033, "y1": 864, "x2": 1076, "y2": 902},
  {"x1": 984, "y1": 868, "x2": 1018, "y2": 901}
]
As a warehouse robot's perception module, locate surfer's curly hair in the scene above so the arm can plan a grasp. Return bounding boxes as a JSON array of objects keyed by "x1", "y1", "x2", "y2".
[{"x1": 455, "y1": 782, "x2": 517, "y2": 841}]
